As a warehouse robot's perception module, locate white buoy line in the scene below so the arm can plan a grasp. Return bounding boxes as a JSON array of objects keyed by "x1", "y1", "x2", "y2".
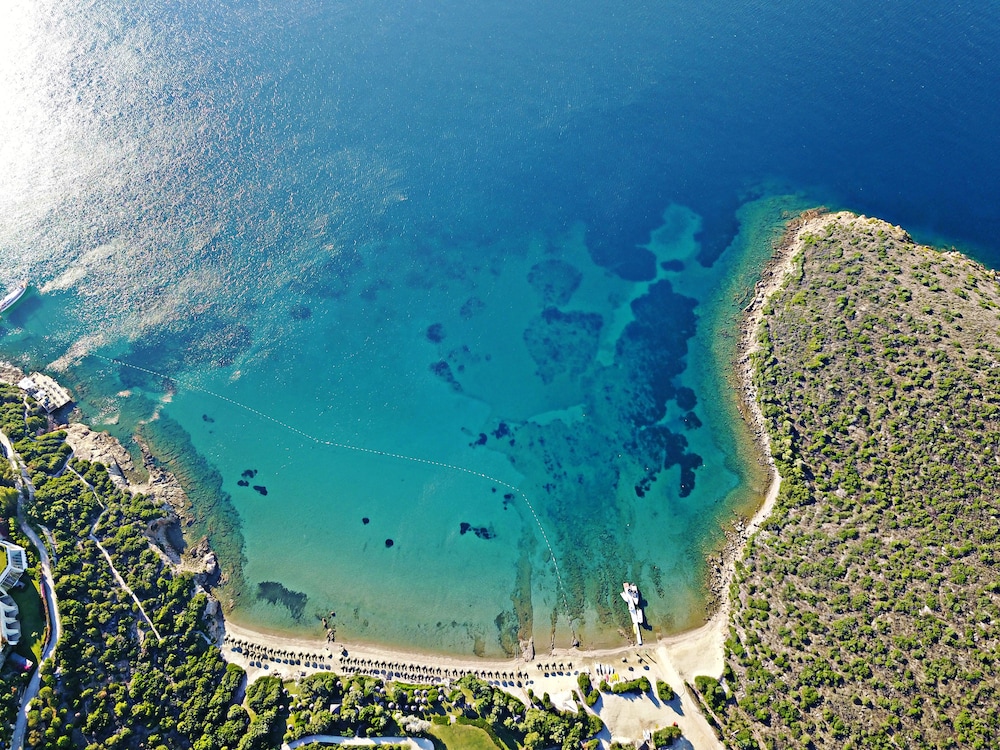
[{"x1": 89, "y1": 353, "x2": 572, "y2": 616}]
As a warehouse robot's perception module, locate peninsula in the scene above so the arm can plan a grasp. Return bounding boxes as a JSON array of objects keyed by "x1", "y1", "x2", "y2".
[{"x1": 713, "y1": 212, "x2": 1000, "y2": 748}]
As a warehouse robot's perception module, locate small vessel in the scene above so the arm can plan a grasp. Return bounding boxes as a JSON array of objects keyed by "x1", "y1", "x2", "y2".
[
  {"x1": 621, "y1": 581, "x2": 644, "y2": 645},
  {"x1": 0, "y1": 281, "x2": 27, "y2": 315}
]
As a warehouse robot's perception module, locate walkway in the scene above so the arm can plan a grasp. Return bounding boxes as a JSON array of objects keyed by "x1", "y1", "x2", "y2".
[
  {"x1": 89, "y1": 510, "x2": 164, "y2": 642},
  {"x1": 71, "y1": 464, "x2": 163, "y2": 643},
  {"x1": 284, "y1": 736, "x2": 433, "y2": 750}
]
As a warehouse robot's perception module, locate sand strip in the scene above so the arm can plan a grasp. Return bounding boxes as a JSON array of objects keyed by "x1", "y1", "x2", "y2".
[
  {"x1": 0, "y1": 219, "x2": 823, "y2": 748},
  {"x1": 205, "y1": 211, "x2": 823, "y2": 749}
]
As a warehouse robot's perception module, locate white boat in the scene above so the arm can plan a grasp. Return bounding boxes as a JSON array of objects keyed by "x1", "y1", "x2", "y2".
[
  {"x1": 0, "y1": 282, "x2": 27, "y2": 315},
  {"x1": 621, "y1": 582, "x2": 644, "y2": 645}
]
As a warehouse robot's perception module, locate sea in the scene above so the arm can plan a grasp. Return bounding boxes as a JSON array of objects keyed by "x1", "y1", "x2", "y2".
[{"x1": 1, "y1": 0, "x2": 999, "y2": 657}]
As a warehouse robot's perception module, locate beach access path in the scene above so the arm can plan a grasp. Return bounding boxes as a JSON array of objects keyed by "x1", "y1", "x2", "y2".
[
  {"x1": 284, "y1": 736, "x2": 433, "y2": 750},
  {"x1": 68, "y1": 462, "x2": 165, "y2": 643}
]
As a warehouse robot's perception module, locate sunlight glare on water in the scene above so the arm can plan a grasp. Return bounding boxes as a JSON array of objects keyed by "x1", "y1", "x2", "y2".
[{"x1": 0, "y1": 0, "x2": 67, "y2": 256}]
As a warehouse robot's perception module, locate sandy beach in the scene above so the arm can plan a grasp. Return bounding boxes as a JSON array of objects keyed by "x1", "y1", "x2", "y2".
[
  {"x1": 182, "y1": 213, "x2": 820, "y2": 748},
  {"x1": 221, "y1": 617, "x2": 725, "y2": 749},
  {"x1": 39, "y1": 398, "x2": 725, "y2": 746},
  {"x1": 0, "y1": 215, "x2": 820, "y2": 748}
]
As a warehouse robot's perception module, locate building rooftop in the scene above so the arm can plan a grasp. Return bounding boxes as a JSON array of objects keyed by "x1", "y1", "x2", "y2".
[
  {"x1": 17, "y1": 372, "x2": 73, "y2": 413},
  {"x1": 0, "y1": 539, "x2": 26, "y2": 592},
  {"x1": 0, "y1": 540, "x2": 25, "y2": 659}
]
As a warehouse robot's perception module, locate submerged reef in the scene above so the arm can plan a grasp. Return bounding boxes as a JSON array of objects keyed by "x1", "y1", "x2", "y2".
[
  {"x1": 135, "y1": 408, "x2": 247, "y2": 598},
  {"x1": 523, "y1": 308, "x2": 604, "y2": 384},
  {"x1": 257, "y1": 580, "x2": 308, "y2": 620},
  {"x1": 123, "y1": 314, "x2": 254, "y2": 373},
  {"x1": 289, "y1": 303, "x2": 312, "y2": 320},
  {"x1": 460, "y1": 522, "x2": 496, "y2": 540},
  {"x1": 429, "y1": 360, "x2": 463, "y2": 392},
  {"x1": 415, "y1": 239, "x2": 711, "y2": 634},
  {"x1": 426, "y1": 322, "x2": 445, "y2": 342},
  {"x1": 527, "y1": 258, "x2": 583, "y2": 306}
]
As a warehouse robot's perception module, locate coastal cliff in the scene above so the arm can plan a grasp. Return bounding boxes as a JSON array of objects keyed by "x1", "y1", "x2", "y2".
[{"x1": 714, "y1": 212, "x2": 1000, "y2": 748}]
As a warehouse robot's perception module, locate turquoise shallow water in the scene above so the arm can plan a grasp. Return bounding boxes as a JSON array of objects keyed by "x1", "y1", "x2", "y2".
[
  {"x1": 1, "y1": 0, "x2": 999, "y2": 655},
  {"x1": 104, "y1": 203, "x2": 770, "y2": 655},
  {"x1": 4, "y1": 198, "x2": 777, "y2": 656}
]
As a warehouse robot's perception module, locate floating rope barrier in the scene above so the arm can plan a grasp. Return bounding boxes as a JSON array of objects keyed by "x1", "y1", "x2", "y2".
[{"x1": 89, "y1": 353, "x2": 572, "y2": 615}]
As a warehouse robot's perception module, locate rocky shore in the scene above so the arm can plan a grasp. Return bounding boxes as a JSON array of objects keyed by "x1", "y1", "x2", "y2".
[
  {"x1": 0, "y1": 362, "x2": 221, "y2": 588},
  {"x1": 704, "y1": 209, "x2": 829, "y2": 617}
]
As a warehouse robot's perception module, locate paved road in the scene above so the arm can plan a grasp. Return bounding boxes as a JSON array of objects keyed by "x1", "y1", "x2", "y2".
[{"x1": 1, "y1": 430, "x2": 62, "y2": 750}]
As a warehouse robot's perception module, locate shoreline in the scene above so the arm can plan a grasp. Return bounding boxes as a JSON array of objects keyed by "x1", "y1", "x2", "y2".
[
  {"x1": 193, "y1": 211, "x2": 818, "y2": 750},
  {"x1": 648, "y1": 208, "x2": 828, "y2": 682},
  {"x1": 1, "y1": 358, "x2": 742, "y2": 682},
  {"x1": 166, "y1": 204, "x2": 813, "y2": 685},
  {"x1": 0, "y1": 219, "x2": 818, "y2": 746},
  {"x1": 0, "y1": 360, "x2": 718, "y2": 747}
]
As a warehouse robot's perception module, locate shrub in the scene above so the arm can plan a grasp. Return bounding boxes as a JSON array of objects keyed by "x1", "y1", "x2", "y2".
[
  {"x1": 603, "y1": 676, "x2": 651, "y2": 695},
  {"x1": 694, "y1": 675, "x2": 727, "y2": 713},
  {"x1": 652, "y1": 724, "x2": 683, "y2": 747},
  {"x1": 656, "y1": 680, "x2": 675, "y2": 702}
]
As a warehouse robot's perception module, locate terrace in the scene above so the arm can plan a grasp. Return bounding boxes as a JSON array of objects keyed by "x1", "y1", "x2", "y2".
[{"x1": 0, "y1": 539, "x2": 26, "y2": 590}]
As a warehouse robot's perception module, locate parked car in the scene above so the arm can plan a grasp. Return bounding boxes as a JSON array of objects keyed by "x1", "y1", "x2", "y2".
[{"x1": 7, "y1": 653, "x2": 33, "y2": 672}]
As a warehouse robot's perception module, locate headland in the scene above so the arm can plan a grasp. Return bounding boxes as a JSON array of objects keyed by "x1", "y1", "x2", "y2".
[{"x1": 713, "y1": 211, "x2": 1000, "y2": 748}]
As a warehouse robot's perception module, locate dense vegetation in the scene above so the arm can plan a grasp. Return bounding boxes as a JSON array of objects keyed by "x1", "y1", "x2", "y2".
[
  {"x1": 0, "y1": 382, "x2": 46, "y2": 441},
  {"x1": 18, "y1": 449, "x2": 256, "y2": 748},
  {"x1": 0, "y1": 383, "x2": 45, "y2": 736},
  {"x1": 716, "y1": 213, "x2": 1000, "y2": 748},
  {"x1": 1, "y1": 375, "x2": 606, "y2": 749},
  {"x1": 285, "y1": 672, "x2": 602, "y2": 750}
]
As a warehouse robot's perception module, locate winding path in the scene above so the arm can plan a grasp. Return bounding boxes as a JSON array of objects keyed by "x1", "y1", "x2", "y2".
[{"x1": 69, "y1": 465, "x2": 163, "y2": 643}]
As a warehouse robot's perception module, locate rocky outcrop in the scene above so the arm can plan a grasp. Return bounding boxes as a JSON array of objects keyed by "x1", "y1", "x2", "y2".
[
  {"x1": 63, "y1": 423, "x2": 135, "y2": 484},
  {"x1": 202, "y1": 596, "x2": 225, "y2": 642},
  {"x1": 521, "y1": 636, "x2": 535, "y2": 662},
  {"x1": 62, "y1": 417, "x2": 225, "y2": 586},
  {"x1": 147, "y1": 516, "x2": 184, "y2": 564},
  {"x1": 134, "y1": 437, "x2": 190, "y2": 518},
  {"x1": 0, "y1": 361, "x2": 25, "y2": 385}
]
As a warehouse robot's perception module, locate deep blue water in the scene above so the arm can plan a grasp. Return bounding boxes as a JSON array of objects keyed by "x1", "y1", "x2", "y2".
[{"x1": 1, "y1": 0, "x2": 998, "y2": 654}]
